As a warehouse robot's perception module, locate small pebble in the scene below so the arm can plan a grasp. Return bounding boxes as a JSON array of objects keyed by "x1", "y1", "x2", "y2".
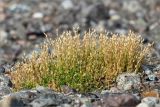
[
  {"x1": 32, "y1": 12, "x2": 44, "y2": 19},
  {"x1": 0, "y1": 66, "x2": 5, "y2": 74}
]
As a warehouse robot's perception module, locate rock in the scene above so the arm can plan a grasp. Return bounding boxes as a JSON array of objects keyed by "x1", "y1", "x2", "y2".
[
  {"x1": 114, "y1": 29, "x2": 127, "y2": 34},
  {"x1": 149, "y1": 24, "x2": 160, "y2": 42},
  {"x1": 61, "y1": 0, "x2": 74, "y2": 10},
  {"x1": 0, "y1": 75, "x2": 12, "y2": 87},
  {"x1": 143, "y1": 67, "x2": 152, "y2": 75},
  {"x1": 80, "y1": 98, "x2": 92, "y2": 107},
  {"x1": 26, "y1": 21, "x2": 48, "y2": 38},
  {"x1": 102, "y1": 0, "x2": 112, "y2": 7},
  {"x1": 137, "y1": 103, "x2": 153, "y2": 107},
  {"x1": 142, "y1": 97, "x2": 159, "y2": 104},
  {"x1": 100, "y1": 90, "x2": 110, "y2": 97},
  {"x1": 29, "y1": 87, "x2": 72, "y2": 107},
  {"x1": 61, "y1": 85, "x2": 77, "y2": 94},
  {"x1": 0, "y1": 87, "x2": 69, "y2": 107},
  {"x1": 0, "y1": 96, "x2": 25, "y2": 107},
  {"x1": 109, "y1": 86, "x2": 123, "y2": 93},
  {"x1": 0, "y1": 1, "x2": 5, "y2": 12},
  {"x1": 40, "y1": 24, "x2": 52, "y2": 33},
  {"x1": 61, "y1": 104, "x2": 72, "y2": 107},
  {"x1": 137, "y1": 97, "x2": 160, "y2": 107},
  {"x1": 36, "y1": 86, "x2": 54, "y2": 94},
  {"x1": 155, "y1": 104, "x2": 160, "y2": 107},
  {"x1": 29, "y1": 96, "x2": 58, "y2": 107},
  {"x1": 122, "y1": 0, "x2": 142, "y2": 13},
  {"x1": 130, "y1": 19, "x2": 147, "y2": 32},
  {"x1": 9, "y1": 23, "x2": 26, "y2": 40},
  {"x1": 0, "y1": 30, "x2": 8, "y2": 47},
  {"x1": 81, "y1": 93, "x2": 99, "y2": 100},
  {"x1": 147, "y1": 74, "x2": 158, "y2": 81},
  {"x1": 153, "y1": 64, "x2": 160, "y2": 72},
  {"x1": 8, "y1": 4, "x2": 30, "y2": 13},
  {"x1": 32, "y1": 12, "x2": 44, "y2": 19},
  {"x1": 0, "y1": 66, "x2": 5, "y2": 74},
  {"x1": 95, "y1": 20, "x2": 106, "y2": 32},
  {"x1": 67, "y1": 95, "x2": 92, "y2": 107},
  {"x1": 0, "y1": 86, "x2": 12, "y2": 97},
  {"x1": 86, "y1": 3, "x2": 110, "y2": 25},
  {"x1": 0, "y1": 13, "x2": 6, "y2": 22},
  {"x1": 4, "y1": 90, "x2": 37, "y2": 105},
  {"x1": 116, "y1": 73, "x2": 141, "y2": 91},
  {"x1": 109, "y1": 9, "x2": 120, "y2": 21},
  {"x1": 93, "y1": 94, "x2": 140, "y2": 107}
]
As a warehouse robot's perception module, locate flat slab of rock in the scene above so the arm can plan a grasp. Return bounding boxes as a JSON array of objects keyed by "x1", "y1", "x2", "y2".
[{"x1": 0, "y1": 96, "x2": 25, "y2": 107}]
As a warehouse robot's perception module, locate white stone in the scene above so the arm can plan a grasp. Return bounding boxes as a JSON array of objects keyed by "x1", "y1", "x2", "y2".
[
  {"x1": 148, "y1": 74, "x2": 156, "y2": 81},
  {"x1": 144, "y1": 69, "x2": 152, "y2": 75},
  {"x1": 61, "y1": 0, "x2": 73, "y2": 10},
  {"x1": 136, "y1": 103, "x2": 153, "y2": 107},
  {"x1": 32, "y1": 12, "x2": 44, "y2": 19}
]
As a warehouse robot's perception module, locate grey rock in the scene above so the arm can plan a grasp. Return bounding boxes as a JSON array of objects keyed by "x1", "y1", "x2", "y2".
[
  {"x1": 116, "y1": 73, "x2": 141, "y2": 91},
  {"x1": 29, "y1": 92, "x2": 71, "y2": 107},
  {"x1": 80, "y1": 98, "x2": 92, "y2": 105},
  {"x1": 109, "y1": 86, "x2": 123, "y2": 93},
  {"x1": 10, "y1": 23, "x2": 26, "y2": 40},
  {"x1": 144, "y1": 68, "x2": 152, "y2": 75},
  {"x1": 0, "y1": 75, "x2": 12, "y2": 87},
  {"x1": 36, "y1": 86, "x2": 55, "y2": 94},
  {"x1": 0, "y1": 96, "x2": 25, "y2": 107},
  {"x1": 93, "y1": 94, "x2": 140, "y2": 107},
  {"x1": 122, "y1": 0, "x2": 142, "y2": 13},
  {"x1": 86, "y1": 3, "x2": 110, "y2": 24},
  {"x1": 130, "y1": 19, "x2": 147, "y2": 32},
  {"x1": 153, "y1": 64, "x2": 160, "y2": 72},
  {"x1": 80, "y1": 99, "x2": 92, "y2": 107},
  {"x1": 142, "y1": 97, "x2": 159, "y2": 106},
  {"x1": 95, "y1": 20, "x2": 106, "y2": 32},
  {"x1": 9, "y1": 90, "x2": 37, "y2": 104},
  {"x1": 102, "y1": 0, "x2": 112, "y2": 7},
  {"x1": 100, "y1": 90, "x2": 110, "y2": 98},
  {"x1": 40, "y1": 24, "x2": 52, "y2": 33},
  {"x1": 0, "y1": 66, "x2": 5, "y2": 74},
  {"x1": 148, "y1": 74, "x2": 157, "y2": 81},
  {"x1": 149, "y1": 24, "x2": 160, "y2": 42},
  {"x1": 0, "y1": 30, "x2": 8, "y2": 47},
  {"x1": 30, "y1": 96, "x2": 57, "y2": 107},
  {"x1": 61, "y1": 0, "x2": 74, "y2": 10},
  {"x1": 155, "y1": 104, "x2": 160, "y2": 107},
  {"x1": 115, "y1": 29, "x2": 127, "y2": 34},
  {"x1": 0, "y1": 86, "x2": 12, "y2": 97},
  {"x1": 60, "y1": 104, "x2": 72, "y2": 107},
  {"x1": 8, "y1": 4, "x2": 30, "y2": 13}
]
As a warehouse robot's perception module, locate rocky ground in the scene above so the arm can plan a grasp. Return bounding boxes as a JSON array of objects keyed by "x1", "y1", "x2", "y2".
[{"x1": 0, "y1": 0, "x2": 160, "y2": 107}]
